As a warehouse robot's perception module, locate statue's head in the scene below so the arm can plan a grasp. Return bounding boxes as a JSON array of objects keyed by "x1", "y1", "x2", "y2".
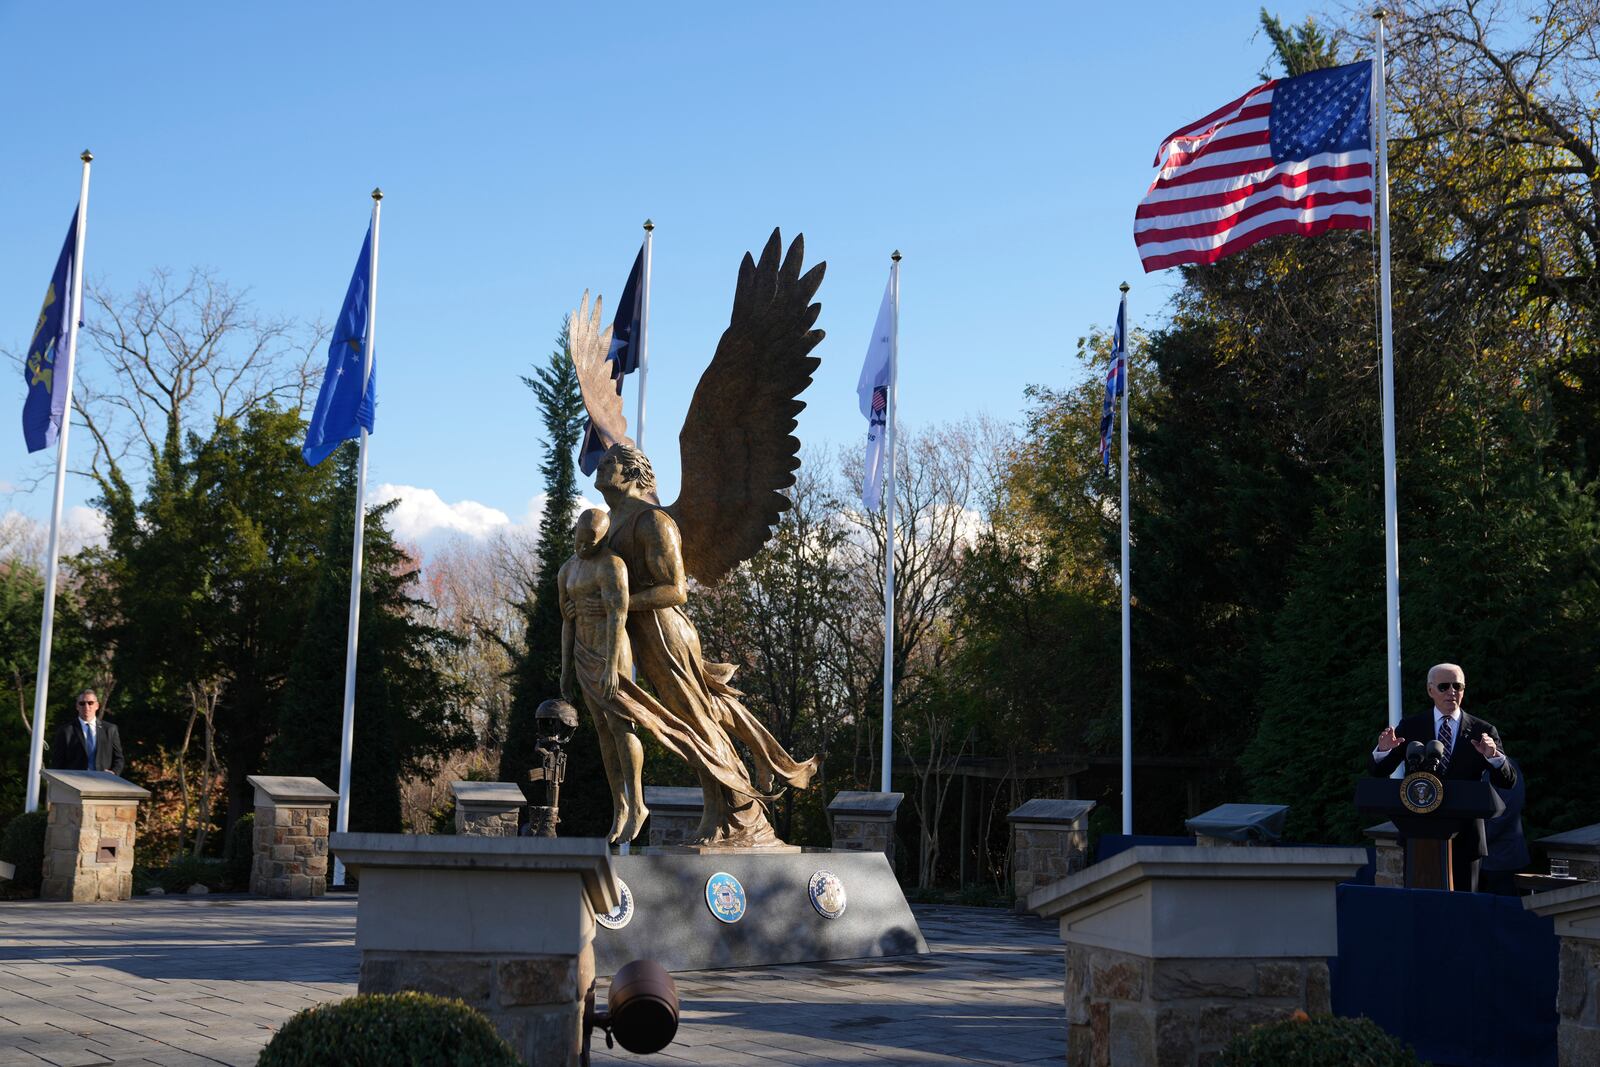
[
  {"x1": 574, "y1": 507, "x2": 610, "y2": 557},
  {"x1": 596, "y1": 442, "x2": 656, "y2": 498}
]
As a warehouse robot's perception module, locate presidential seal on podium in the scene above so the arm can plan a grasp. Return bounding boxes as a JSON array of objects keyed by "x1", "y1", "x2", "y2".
[{"x1": 1401, "y1": 771, "x2": 1444, "y2": 814}]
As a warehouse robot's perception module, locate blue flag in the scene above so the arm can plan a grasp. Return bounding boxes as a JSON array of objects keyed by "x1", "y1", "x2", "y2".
[
  {"x1": 303, "y1": 225, "x2": 376, "y2": 466},
  {"x1": 22, "y1": 211, "x2": 80, "y2": 454},
  {"x1": 578, "y1": 244, "x2": 645, "y2": 475},
  {"x1": 1097, "y1": 298, "x2": 1127, "y2": 470}
]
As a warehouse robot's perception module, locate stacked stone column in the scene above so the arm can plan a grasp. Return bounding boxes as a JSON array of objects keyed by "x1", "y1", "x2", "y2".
[
  {"x1": 1364, "y1": 821, "x2": 1404, "y2": 887},
  {"x1": 1008, "y1": 798, "x2": 1096, "y2": 909},
  {"x1": 1031, "y1": 845, "x2": 1367, "y2": 1066},
  {"x1": 828, "y1": 791, "x2": 903, "y2": 864},
  {"x1": 40, "y1": 771, "x2": 149, "y2": 902},
  {"x1": 644, "y1": 786, "x2": 704, "y2": 847},
  {"x1": 452, "y1": 781, "x2": 524, "y2": 837},
  {"x1": 1525, "y1": 879, "x2": 1600, "y2": 1063},
  {"x1": 248, "y1": 775, "x2": 336, "y2": 898}
]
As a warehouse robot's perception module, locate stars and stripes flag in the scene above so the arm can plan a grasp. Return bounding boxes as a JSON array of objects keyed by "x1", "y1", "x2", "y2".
[
  {"x1": 1135, "y1": 60, "x2": 1374, "y2": 272},
  {"x1": 1097, "y1": 296, "x2": 1127, "y2": 469}
]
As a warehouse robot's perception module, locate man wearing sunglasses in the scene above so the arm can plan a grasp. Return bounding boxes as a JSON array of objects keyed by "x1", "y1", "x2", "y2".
[
  {"x1": 1370, "y1": 663, "x2": 1516, "y2": 891},
  {"x1": 50, "y1": 689, "x2": 125, "y2": 776}
]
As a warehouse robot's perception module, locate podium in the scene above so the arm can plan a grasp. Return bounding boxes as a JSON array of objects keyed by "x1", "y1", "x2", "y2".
[{"x1": 1355, "y1": 776, "x2": 1504, "y2": 890}]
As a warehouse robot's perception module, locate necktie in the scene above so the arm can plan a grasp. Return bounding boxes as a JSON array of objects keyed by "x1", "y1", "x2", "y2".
[{"x1": 1437, "y1": 717, "x2": 1451, "y2": 774}]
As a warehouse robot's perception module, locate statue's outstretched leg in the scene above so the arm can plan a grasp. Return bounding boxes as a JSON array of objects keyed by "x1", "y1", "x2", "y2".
[
  {"x1": 590, "y1": 712, "x2": 628, "y2": 844},
  {"x1": 615, "y1": 723, "x2": 649, "y2": 843}
]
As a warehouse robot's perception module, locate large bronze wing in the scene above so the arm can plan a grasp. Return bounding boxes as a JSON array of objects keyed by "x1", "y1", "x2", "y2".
[
  {"x1": 667, "y1": 229, "x2": 824, "y2": 585},
  {"x1": 568, "y1": 289, "x2": 635, "y2": 454}
]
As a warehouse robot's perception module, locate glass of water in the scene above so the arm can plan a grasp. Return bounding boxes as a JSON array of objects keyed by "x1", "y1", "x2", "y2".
[{"x1": 1550, "y1": 857, "x2": 1571, "y2": 878}]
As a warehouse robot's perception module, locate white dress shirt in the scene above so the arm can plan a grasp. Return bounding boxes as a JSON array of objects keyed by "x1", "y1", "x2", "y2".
[{"x1": 1372, "y1": 708, "x2": 1508, "y2": 768}]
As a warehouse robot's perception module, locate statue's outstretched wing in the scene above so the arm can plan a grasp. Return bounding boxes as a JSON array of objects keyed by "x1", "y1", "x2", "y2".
[
  {"x1": 667, "y1": 229, "x2": 824, "y2": 585},
  {"x1": 569, "y1": 290, "x2": 634, "y2": 457}
]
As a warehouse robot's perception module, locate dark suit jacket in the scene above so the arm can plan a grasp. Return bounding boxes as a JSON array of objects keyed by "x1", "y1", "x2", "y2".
[
  {"x1": 51, "y1": 717, "x2": 125, "y2": 776},
  {"x1": 1370, "y1": 710, "x2": 1515, "y2": 859},
  {"x1": 1483, "y1": 756, "x2": 1529, "y2": 873}
]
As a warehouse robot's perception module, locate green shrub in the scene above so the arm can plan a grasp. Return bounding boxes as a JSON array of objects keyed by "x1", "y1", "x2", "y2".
[
  {"x1": 0, "y1": 810, "x2": 48, "y2": 897},
  {"x1": 257, "y1": 992, "x2": 520, "y2": 1067},
  {"x1": 135, "y1": 854, "x2": 230, "y2": 894},
  {"x1": 225, "y1": 813, "x2": 255, "y2": 888},
  {"x1": 1218, "y1": 1013, "x2": 1423, "y2": 1067}
]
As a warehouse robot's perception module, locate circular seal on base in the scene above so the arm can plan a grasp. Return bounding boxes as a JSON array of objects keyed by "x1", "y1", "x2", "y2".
[
  {"x1": 597, "y1": 878, "x2": 634, "y2": 930},
  {"x1": 1401, "y1": 771, "x2": 1444, "y2": 814},
  {"x1": 705, "y1": 871, "x2": 747, "y2": 924},
  {"x1": 808, "y1": 869, "x2": 847, "y2": 919}
]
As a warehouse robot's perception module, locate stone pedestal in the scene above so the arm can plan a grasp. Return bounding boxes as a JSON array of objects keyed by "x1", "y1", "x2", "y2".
[
  {"x1": 247, "y1": 775, "x2": 336, "y2": 898},
  {"x1": 1364, "y1": 821, "x2": 1404, "y2": 887},
  {"x1": 1538, "y1": 823, "x2": 1600, "y2": 881},
  {"x1": 333, "y1": 834, "x2": 618, "y2": 1067},
  {"x1": 1030, "y1": 845, "x2": 1367, "y2": 1067},
  {"x1": 828, "y1": 791, "x2": 903, "y2": 865},
  {"x1": 1525, "y1": 880, "x2": 1600, "y2": 1064},
  {"x1": 1008, "y1": 798, "x2": 1096, "y2": 909},
  {"x1": 643, "y1": 786, "x2": 703, "y2": 847},
  {"x1": 40, "y1": 771, "x2": 149, "y2": 902},
  {"x1": 452, "y1": 781, "x2": 524, "y2": 837}
]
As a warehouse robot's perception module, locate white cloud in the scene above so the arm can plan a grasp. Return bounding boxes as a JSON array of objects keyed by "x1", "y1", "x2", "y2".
[
  {"x1": 369, "y1": 484, "x2": 513, "y2": 544},
  {"x1": 0, "y1": 507, "x2": 108, "y2": 564}
]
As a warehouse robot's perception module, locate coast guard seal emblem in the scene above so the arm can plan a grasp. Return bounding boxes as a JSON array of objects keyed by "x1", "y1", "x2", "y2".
[
  {"x1": 705, "y1": 871, "x2": 746, "y2": 924},
  {"x1": 808, "y1": 869, "x2": 847, "y2": 919},
  {"x1": 596, "y1": 878, "x2": 634, "y2": 931}
]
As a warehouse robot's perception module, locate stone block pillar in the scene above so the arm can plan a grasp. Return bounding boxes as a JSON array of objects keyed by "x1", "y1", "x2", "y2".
[
  {"x1": 1538, "y1": 823, "x2": 1600, "y2": 881},
  {"x1": 1525, "y1": 880, "x2": 1600, "y2": 1064},
  {"x1": 828, "y1": 791, "x2": 904, "y2": 865},
  {"x1": 452, "y1": 781, "x2": 525, "y2": 837},
  {"x1": 247, "y1": 775, "x2": 336, "y2": 898},
  {"x1": 643, "y1": 786, "x2": 704, "y2": 847},
  {"x1": 1364, "y1": 821, "x2": 1404, "y2": 887},
  {"x1": 1008, "y1": 798, "x2": 1096, "y2": 909},
  {"x1": 40, "y1": 771, "x2": 149, "y2": 902},
  {"x1": 333, "y1": 833, "x2": 619, "y2": 1067},
  {"x1": 1030, "y1": 845, "x2": 1367, "y2": 1066}
]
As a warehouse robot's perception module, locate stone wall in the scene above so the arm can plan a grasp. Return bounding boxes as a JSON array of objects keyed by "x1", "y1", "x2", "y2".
[
  {"x1": 252, "y1": 803, "x2": 330, "y2": 898},
  {"x1": 452, "y1": 782, "x2": 524, "y2": 837},
  {"x1": 1557, "y1": 938, "x2": 1600, "y2": 1064},
  {"x1": 361, "y1": 947, "x2": 592, "y2": 1065},
  {"x1": 643, "y1": 787, "x2": 704, "y2": 848},
  {"x1": 1063, "y1": 943, "x2": 1328, "y2": 1067},
  {"x1": 828, "y1": 792, "x2": 903, "y2": 866},
  {"x1": 1009, "y1": 799, "x2": 1095, "y2": 908},
  {"x1": 1365, "y1": 822, "x2": 1404, "y2": 888},
  {"x1": 41, "y1": 799, "x2": 138, "y2": 902},
  {"x1": 458, "y1": 805, "x2": 521, "y2": 837}
]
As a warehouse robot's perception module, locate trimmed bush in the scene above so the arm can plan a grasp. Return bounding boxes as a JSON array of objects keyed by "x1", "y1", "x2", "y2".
[
  {"x1": 225, "y1": 813, "x2": 255, "y2": 888},
  {"x1": 136, "y1": 855, "x2": 230, "y2": 894},
  {"x1": 0, "y1": 810, "x2": 48, "y2": 897},
  {"x1": 1218, "y1": 1013, "x2": 1422, "y2": 1067},
  {"x1": 257, "y1": 992, "x2": 521, "y2": 1067}
]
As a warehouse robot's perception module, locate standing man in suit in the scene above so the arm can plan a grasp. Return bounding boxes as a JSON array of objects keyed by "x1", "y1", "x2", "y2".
[
  {"x1": 50, "y1": 689, "x2": 124, "y2": 775},
  {"x1": 1370, "y1": 663, "x2": 1516, "y2": 892}
]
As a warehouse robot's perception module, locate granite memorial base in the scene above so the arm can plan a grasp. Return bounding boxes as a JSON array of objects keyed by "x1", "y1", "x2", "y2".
[{"x1": 592, "y1": 848, "x2": 926, "y2": 977}]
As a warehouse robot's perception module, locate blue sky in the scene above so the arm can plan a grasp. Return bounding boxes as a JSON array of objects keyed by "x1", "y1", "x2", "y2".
[{"x1": 2, "y1": 2, "x2": 1321, "y2": 546}]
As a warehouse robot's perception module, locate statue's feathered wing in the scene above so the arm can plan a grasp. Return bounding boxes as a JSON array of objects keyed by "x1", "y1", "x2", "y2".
[{"x1": 667, "y1": 229, "x2": 824, "y2": 585}]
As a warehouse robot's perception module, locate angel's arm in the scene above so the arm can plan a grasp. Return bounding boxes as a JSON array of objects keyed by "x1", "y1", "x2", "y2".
[
  {"x1": 627, "y1": 511, "x2": 688, "y2": 612},
  {"x1": 557, "y1": 561, "x2": 577, "y2": 703}
]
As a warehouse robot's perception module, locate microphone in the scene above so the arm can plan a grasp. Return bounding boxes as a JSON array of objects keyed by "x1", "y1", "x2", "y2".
[
  {"x1": 1404, "y1": 741, "x2": 1424, "y2": 771},
  {"x1": 1423, "y1": 739, "x2": 1447, "y2": 773}
]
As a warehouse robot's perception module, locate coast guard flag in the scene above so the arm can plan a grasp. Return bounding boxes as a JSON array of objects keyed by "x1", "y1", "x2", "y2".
[
  {"x1": 1135, "y1": 60, "x2": 1374, "y2": 271},
  {"x1": 22, "y1": 211, "x2": 80, "y2": 453},
  {"x1": 1097, "y1": 300, "x2": 1127, "y2": 470},
  {"x1": 303, "y1": 225, "x2": 376, "y2": 466},
  {"x1": 857, "y1": 279, "x2": 893, "y2": 509},
  {"x1": 578, "y1": 244, "x2": 646, "y2": 475}
]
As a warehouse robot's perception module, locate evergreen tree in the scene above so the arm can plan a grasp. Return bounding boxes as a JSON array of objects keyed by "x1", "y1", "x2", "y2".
[{"x1": 269, "y1": 444, "x2": 474, "y2": 832}]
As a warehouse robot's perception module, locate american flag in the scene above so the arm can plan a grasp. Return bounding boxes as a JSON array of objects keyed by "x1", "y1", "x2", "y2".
[
  {"x1": 1135, "y1": 60, "x2": 1374, "y2": 272},
  {"x1": 1097, "y1": 298, "x2": 1127, "y2": 469}
]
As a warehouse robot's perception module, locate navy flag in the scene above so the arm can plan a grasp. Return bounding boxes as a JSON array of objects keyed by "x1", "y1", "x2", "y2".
[
  {"x1": 578, "y1": 243, "x2": 645, "y2": 475},
  {"x1": 303, "y1": 224, "x2": 376, "y2": 466},
  {"x1": 22, "y1": 211, "x2": 80, "y2": 453},
  {"x1": 1097, "y1": 298, "x2": 1127, "y2": 470}
]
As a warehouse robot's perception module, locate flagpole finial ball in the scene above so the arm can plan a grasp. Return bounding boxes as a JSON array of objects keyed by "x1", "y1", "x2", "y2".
[
  {"x1": 1119, "y1": 281, "x2": 1130, "y2": 293},
  {"x1": 81, "y1": 150, "x2": 93, "y2": 163},
  {"x1": 1374, "y1": 7, "x2": 1388, "y2": 20},
  {"x1": 643, "y1": 219, "x2": 655, "y2": 232},
  {"x1": 891, "y1": 250, "x2": 902, "y2": 262},
  {"x1": 371, "y1": 188, "x2": 384, "y2": 202}
]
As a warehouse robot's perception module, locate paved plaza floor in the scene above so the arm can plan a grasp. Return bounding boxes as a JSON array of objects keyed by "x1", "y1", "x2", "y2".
[{"x1": 0, "y1": 897, "x2": 1064, "y2": 1066}]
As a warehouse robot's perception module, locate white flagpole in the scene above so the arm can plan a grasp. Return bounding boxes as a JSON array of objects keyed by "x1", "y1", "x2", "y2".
[
  {"x1": 25, "y1": 151, "x2": 93, "y2": 814},
  {"x1": 637, "y1": 219, "x2": 653, "y2": 449},
  {"x1": 1375, "y1": 13, "x2": 1402, "y2": 732},
  {"x1": 1118, "y1": 282, "x2": 1133, "y2": 834},
  {"x1": 879, "y1": 251, "x2": 901, "y2": 793},
  {"x1": 332, "y1": 188, "x2": 381, "y2": 886}
]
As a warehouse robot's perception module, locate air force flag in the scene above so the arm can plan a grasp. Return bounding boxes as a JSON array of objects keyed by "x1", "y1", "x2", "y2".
[
  {"x1": 857, "y1": 279, "x2": 894, "y2": 510},
  {"x1": 22, "y1": 211, "x2": 80, "y2": 454},
  {"x1": 303, "y1": 224, "x2": 376, "y2": 467}
]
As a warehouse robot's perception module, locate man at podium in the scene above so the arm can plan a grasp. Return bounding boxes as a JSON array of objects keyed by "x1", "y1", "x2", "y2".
[{"x1": 1370, "y1": 663, "x2": 1517, "y2": 891}]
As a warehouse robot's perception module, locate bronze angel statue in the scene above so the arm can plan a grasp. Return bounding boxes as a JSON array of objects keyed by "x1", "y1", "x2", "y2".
[{"x1": 557, "y1": 229, "x2": 823, "y2": 850}]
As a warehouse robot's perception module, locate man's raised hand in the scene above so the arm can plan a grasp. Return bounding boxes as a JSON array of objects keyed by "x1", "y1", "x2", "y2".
[{"x1": 1376, "y1": 725, "x2": 1406, "y2": 752}]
